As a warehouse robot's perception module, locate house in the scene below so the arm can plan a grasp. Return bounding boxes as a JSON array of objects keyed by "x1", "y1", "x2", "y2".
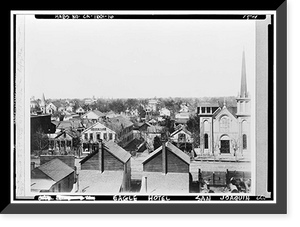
[
  {"x1": 46, "y1": 103, "x2": 57, "y2": 115},
  {"x1": 81, "y1": 110, "x2": 105, "y2": 123},
  {"x1": 75, "y1": 106, "x2": 85, "y2": 116},
  {"x1": 48, "y1": 130, "x2": 80, "y2": 155},
  {"x1": 133, "y1": 122, "x2": 150, "y2": 140},
  {"x1": 146, "y1": 125, "x2": 164, "y2": 151},
  {"x1": 81, "y1": 121, "x2": 117, "y2": 156},
  {"x1": 78, "y1": 140, "x2": 131, "y2": 193},
  {"x1": 100, "y1": 116, "x2": 134, "y2": 148},
  {"x1": 159, "y1": 107, "x2": 171, "y2": 117},
  {"x1": 31, "y1": 158, "x2": 75, "y2": 193},
  {"x1": 148, "y1": 99, "x2": 159, "y2": 112},
  {"x1": 66, "y1": 105, "x2": 73, "y2": 113},
  {"x1": 141, "y1": 141, "x2": 190, "y2": 194},
  {"x1": 198, "y1": 50, "x2": 251, "y2": 157},
  {"x1": 83, "y1": 97, "x2": 96, "y2": 105},
  {"x1": 169, "y1": 125, "x2": 194, "y2": 152}
]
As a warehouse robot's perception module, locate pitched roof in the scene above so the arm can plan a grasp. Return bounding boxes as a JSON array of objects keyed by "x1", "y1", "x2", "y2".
[
  {"x1": 142, "y1": 142, "x2": 190, "y2": 165},
  {"x1": 170, "y1": 126, "x2": 192, "y2": 137},
  {"x1": 141, "y1": 172, "x2": 189, "y2": 194},
  {"x1": 101, "y1": 116, "x2": 133, "y2": 134},
  {"x1": 78, "y1": 170, "x2": 123, "y2": 193},
  {"x1": 37, "y1": 158, "x2": 74, "y2": 182},
  {"x1": 79, "y1": 141, "x2": 131, "y2": 164},
  {"x1": 31, "y1": 178, "x2": 56, "y2": 191},
  {"x1": 147, "y1": 125, "x2": 163, "y2": 134},
  {"x1": 104, "y1": 140, "x2": 131, "y2": 163}
]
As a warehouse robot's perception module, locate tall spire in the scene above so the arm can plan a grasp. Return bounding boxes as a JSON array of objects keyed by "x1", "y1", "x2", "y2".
[
  {"x1": 41, "y1": 93, "x2": 46, "y2": 106},
  {"x1": 240, "y1": 49, "x2": 248, "y2": 98}
]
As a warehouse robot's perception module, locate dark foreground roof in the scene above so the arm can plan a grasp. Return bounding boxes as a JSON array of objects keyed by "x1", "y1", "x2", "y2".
[
  {"x1": 79, "y1": 140, "x2": 131, "y2": 165},
  {"x1": 37, "y1": 158, "x2": 74, "y2": 182}
]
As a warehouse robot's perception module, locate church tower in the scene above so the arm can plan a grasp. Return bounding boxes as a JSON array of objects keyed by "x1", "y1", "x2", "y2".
[
  {"x1": 236, "y1": 50, "x2": 251, "y2": 155},
  {"x1": 40, "y1": 93, "x2": 46, "y2": 114}
]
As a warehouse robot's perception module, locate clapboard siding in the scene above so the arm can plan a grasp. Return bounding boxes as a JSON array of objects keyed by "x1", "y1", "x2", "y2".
[
  {"x1": 143, "y1": 152, "x2": 163, "y2": 172},
  {"x1": 103, "y1": 150, "x2": 124, "y2": 171},
  {"x1": 166, "y1": 150, "x2": 189, "y2": 173},
  {"x1": 81, "y1": 153, "x2": 100, "y2": 170}
]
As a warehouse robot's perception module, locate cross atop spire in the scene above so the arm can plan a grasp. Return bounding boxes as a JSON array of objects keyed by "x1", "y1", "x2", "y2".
[{"x1": 240, "y1": 49, "x2": 248, "y2": 98}]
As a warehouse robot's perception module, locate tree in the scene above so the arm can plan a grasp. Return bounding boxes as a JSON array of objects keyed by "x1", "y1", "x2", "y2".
[
  {"x1": 31, "y1": 127, "x2": 49, "y2": 156},
  {"x1": 109, "y1": 99, "x2": 126, "y2": 113},
  {"x1": 137, "y1": 105, "x2": 146, "y2": 119},
  {"x1": 153, "y1": 136, "x2": 162, "y2": 150},
  {"x1": 186, "y1": 114, "x2": 200, "y2": 148},
  {"x1": 160, "y1": 116, "x2": 175, "y2": 134},
  {"x1": 125, "y1": 98, "x2": 139, "y2": 110}
]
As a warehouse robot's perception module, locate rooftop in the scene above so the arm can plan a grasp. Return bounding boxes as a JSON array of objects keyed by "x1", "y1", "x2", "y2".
[
  {"x1": 37, "y1": 158, "x2": 74, "y2": 182},
  {"x1": 141, "y1": 172, "x2": 189, "y2": 194},
  {"x1": 142, "y1": 142, "x2": 190, "y2": 165},
  {"x1": 78, "y1": 170, "x2": 123, "y2": 194}
]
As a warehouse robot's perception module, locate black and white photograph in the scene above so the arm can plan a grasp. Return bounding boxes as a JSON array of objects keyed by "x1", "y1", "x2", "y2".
[{"x1": 8, "y1": 5, "x2": 287, "y2": 215}]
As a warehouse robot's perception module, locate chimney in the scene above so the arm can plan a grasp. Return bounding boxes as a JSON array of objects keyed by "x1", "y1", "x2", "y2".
[
  {"x1": 31, "y1": 162, "x2": 35, "y2": 171},
  {"x1": 161, "y1": 130, "x2": 168, "y2": 175},
  {"x1": 98, "y1": 139, "x2": 103, "y2": 173}
]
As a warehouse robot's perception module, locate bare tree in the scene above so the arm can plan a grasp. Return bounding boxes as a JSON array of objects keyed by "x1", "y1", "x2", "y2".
[{"x1": 32, "y1": 127, "x2": 49, "y2": 156}]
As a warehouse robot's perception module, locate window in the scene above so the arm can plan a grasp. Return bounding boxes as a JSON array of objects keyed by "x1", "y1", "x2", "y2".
[
  {"x1": 58, "y1": 183, "x2": 61, "y2": 192},
  {"x1": 204, "y1": 134, "x2": 209, "y2": 149},
  {"x1": 201, "y1": 107, "x2": 205, "y2": 113},
  {"x1": 89, "y1": 133, "x2": 93, "y2": 141},
  {"x1": 84, "y1": 133, "x2": 88, "y2": 140},
  {"x1": 243, "y1": 134, "x2": 247, "y2": 149},
  {"x1": 96, "y1": 133, "x2": 101, "y2": 141},
  {"x1": 103, "y1": 133, "x2": 107, "y2": 140},
  {"x1": 178, "y1": 133, "x2": 186, "y2": 142},
  {"x1": 207, "y1": 107, "x2": 211, "y2": 113},
  {"x1": 220, "y1": 116, "x2": 230, "y2": 132},
  {"x1": 67, "y1": 140, "x2": 71, "y2": 147},
  {"x1": 109, "y1": 133, "x2": 113, "y2": 140}
]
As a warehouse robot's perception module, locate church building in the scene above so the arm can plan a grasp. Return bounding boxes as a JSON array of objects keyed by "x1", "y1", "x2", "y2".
[{"x1": 198, "y1": 50, "x2": 251, "y2": 157}]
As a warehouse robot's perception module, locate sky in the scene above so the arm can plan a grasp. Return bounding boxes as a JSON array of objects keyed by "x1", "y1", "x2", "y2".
[{"x1": 25, "y1": 14, "x2": 256, "y2": 100}]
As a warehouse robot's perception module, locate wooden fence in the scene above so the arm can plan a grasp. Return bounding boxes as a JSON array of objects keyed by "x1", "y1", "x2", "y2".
[{"x1": 198, "y1": 169, "x2": 251, "y2": 191}]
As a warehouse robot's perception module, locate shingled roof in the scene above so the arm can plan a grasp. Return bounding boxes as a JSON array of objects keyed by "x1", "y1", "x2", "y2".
[
  {"x1": 37, "y1": 158, "x2": 74, "y2": 182},
  {"x1": 101, "y1": 116, "x2": 133, "y2": 134},
  {"x1": 142, "y1": 142, "x2": 190, "y2": 165},
  {"x1": 79, "y1": 140, "x2": 131, "y2": 165}
]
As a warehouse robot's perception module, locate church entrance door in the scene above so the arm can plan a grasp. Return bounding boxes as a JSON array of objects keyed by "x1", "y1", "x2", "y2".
[{"x1": 220, "y1": 140, "x2": 230, "y2": 153}]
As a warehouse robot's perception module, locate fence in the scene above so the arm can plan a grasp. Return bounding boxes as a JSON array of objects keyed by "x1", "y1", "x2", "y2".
[{"x1": 198, "y1": 169, "x2": 251, "y2": 191}]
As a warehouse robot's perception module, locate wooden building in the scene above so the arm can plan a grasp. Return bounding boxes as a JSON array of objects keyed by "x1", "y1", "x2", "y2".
[
  {"x1": 141, "y1": 141, "x2": 190, "y2": 194},
  {"x1": 78, "y1": 140, "x2": 131, "y2": 193},
  {"x1": 31, "y1": 158, "x2": 75, "y2": 193},
  {"x1": 169, "y1": 125, "x2": 194, "y2": 152}
]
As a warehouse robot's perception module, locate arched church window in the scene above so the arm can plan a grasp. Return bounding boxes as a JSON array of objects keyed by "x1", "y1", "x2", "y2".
[
  {"x1": 220, "y1": 116, "x2": 230, "y2": 132},
  {"x1": 204, "y1": 133, "x2": 208, "y2": 149},
  {"x1": 243, "y1": 134, "x2": 247, "y2": 149}
]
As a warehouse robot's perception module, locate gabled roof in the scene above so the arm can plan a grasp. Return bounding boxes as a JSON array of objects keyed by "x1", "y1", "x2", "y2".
[
  {"x1": 213, "y1": 106, "x2": 237, "y2": 119},
  {"x1": 147, "y1": 125, "x2": 163, "y2": 134},
  {"x1": 170, "y1": 126, "x2": 192, "y2": 137},
  {"x1": 101, "y1": 116, "x2": 133, "y2": 134},
  {"x1": 79, "y1": 141, "x2": 131, "y2": 165},
  {"x1": 142, "y1": 142, "x2": 190, "y2": 165},
  {"x1": 81, "y1": 121, "x2": 116, "y2": 134},
  {"x1": 82, "y1": 110, "x2": 105, "y2": 118},
  {"x1": 104, "y1": 140, "x2": 131, "y2": 163},
  {"x1": 37, "y1": 158, "x2": 74, "y2": 182}
]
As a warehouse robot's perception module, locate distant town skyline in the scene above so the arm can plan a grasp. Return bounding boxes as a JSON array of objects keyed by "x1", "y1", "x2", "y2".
[{"x1": 25, "y1": 14, "x2": 256, "y2": 100}]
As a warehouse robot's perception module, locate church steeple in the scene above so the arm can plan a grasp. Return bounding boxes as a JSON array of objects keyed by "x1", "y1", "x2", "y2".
[
  {"x1": 236, "y1": 50, "x2": 250, "y2": 116},
  {"x1": 240, "y1": 49, "x2": 248, "y2": 98},
  {"x1": 40, "y1": 93, "x2": 46, "y2": 114}
]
